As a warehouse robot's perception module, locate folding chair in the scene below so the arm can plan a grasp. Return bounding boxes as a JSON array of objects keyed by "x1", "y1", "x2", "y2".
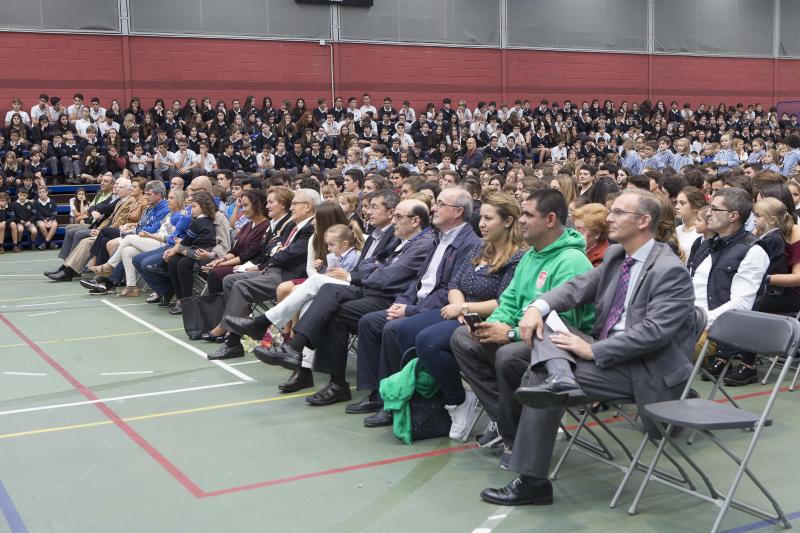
[
  {"x1": 759, "y1": 310, "x2": 800, "y2": 391},
  {"x1": 625, "y1": 310, "x2": 800, "y2": 533},
  {"x1": 553, "y1": 307, "x2": 707, "y2": 497}
]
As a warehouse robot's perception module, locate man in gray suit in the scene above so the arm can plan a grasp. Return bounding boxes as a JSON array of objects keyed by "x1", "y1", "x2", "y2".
[{"x1": 480, "y1": 189, "x2": 696, "y2": 506}]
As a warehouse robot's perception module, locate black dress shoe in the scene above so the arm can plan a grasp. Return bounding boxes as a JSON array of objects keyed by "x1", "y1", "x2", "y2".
[
  {"x1": 200, "y1": 332, "x2": 227, "y2": 343},
  {"x1": 207, "y1": 343, "x2": 245, "y2": 360},
  {"x1": 364, "y1": 409, "x2": 393, "y2": 427},
  {"x1": 305, "y1": 381, "x2": 352, "y2": 406},
  {"x1": 222, "y1": 315, "x2": 267, "y2": 340},
  {"x1": 278, "y1": 369, "x2": 314, "y2": 393},
  {"x1": 253, "y1": 344, "x2": 302, "y2": 371},
  {"x1": 480, "y1": 477, "x2": 553, "y2": 506},
  {"x1": 157, "y1": 293, "x2": 174, "y2": 307},
  {"x1": 514, "y1": 375, "x2": 587, "y2": 408},
  {"x1": 47, "y1": 268, "x2": 77, "y2": 282},
  {"x1": 345, "y1": 394, "x2": 383, "y2": 414},
  {"x1": 44, "y1": 265, "x2": 66, "y2": 276}
]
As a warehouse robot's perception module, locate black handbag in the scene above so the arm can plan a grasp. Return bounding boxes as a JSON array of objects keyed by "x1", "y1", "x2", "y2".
[
  {"x1": 181, "y1": 293, "x2": 224, "y2": 340},
  {"x1": 402, "y1": 349, "x2": 452, "y2": 441}
]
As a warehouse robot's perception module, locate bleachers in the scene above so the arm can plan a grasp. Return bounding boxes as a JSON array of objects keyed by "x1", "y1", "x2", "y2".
[{"x1": 1, "y1": 183, "x2": 99, "y2": 250}]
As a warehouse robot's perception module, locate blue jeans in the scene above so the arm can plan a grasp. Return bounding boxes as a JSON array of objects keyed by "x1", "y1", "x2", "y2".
[
  {"x1": 133, "y1": 246, "x2": 170, "y2": 295},
  {"x1": 397, "y1": 309, "x2": 465, "y2": 405}
]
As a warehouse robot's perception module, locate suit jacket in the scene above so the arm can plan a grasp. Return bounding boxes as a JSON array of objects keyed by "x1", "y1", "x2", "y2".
[
  {"x1": 358, "y1": 229, "x2": 436, "y2": 298},
  {"x1": 264, "y1": 219, "x2": 314, "y2": 281},
  {"x1": 351, "y1": 224, "x2": 399, "y2": 283},
  {"x1": 539, "y1": 242, "x2": 697, "y2": 434},
  {"x1": 88, "y1": 195, "x2": 119, "y2": 229},
  {"x1": 252, "y1": 212, "x2": 293, "y2": 266},
  {"x1": 396, "y1": 223, "x2": 483, "y2": 316},
  {"x1": 101, "y1": 196, "x2": 138, "y2": 229}
]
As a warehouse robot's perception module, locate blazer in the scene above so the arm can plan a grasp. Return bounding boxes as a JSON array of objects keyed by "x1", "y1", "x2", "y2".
[
  {"x1": 352, "y1": 224, "x2": 399, "y2": 278},
  {"x1": 396, "y1": 223, "x2": 483, "y2": 316},
  {"x1": 358, "y1": 230, "x2": 436, "y2": 298},
  {"x1": 101, "y1": 195, "x2": 138, "y2": 229},
  {"x1": 264, "y1": 220, "x2": 314, "y2": 281},
  {"x1": 539, "y1": 242, "x2": 697, "y2": 435}
]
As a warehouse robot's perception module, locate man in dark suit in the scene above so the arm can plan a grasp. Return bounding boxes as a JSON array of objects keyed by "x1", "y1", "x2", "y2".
[
  {"x1": 480, "y1": 189, "x2": 696, "y2": 506},
  {"x1": 349, "y1": 188, "x2": 482, "y2": 426},
  {"x1": 207, "y1": 189, "x2": 319, "y2": 360},
  {"x1": 252, "y1": 199, "x2": 436, "y2": 406},
  {"x1": 220, "y1": 190, "x2": 402, "y2": 392}
]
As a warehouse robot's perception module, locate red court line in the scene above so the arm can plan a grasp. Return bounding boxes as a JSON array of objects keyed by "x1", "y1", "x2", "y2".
[
  {"x1": 202, "y1": 443, "x2": 478, "y2": 498},
  {"x1": 2, "y1": 310, "x2": 794, "y2": 500},
  {"x1": 0, "y1": 313, "x2": 206, "y2": 499}
]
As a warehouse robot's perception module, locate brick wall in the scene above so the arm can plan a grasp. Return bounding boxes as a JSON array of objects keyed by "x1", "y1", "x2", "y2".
[{"x1": 0, "y1": 31, "x2": 797, "y2": 117}]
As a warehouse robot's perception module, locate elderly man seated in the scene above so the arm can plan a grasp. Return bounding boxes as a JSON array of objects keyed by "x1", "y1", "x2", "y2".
[
  {"x1": 46, "y1": 177, "x2": 140, "y2": 282},
  {"x1": 207, "y1": 188, "x2": 320, "y2": 360}
]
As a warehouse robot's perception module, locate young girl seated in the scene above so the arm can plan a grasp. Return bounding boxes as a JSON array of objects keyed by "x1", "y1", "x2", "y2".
[
  {"x1": 69, "y1": 187, "x2": 90, "y2": 224},
  {"x1": 754, "y1": 197, "x2": 800, "y2": 314},
  {"x1": 10, "y1": 188, "x2": 37, "y2": 252},
  {"x1": 34, "y1": 186, "x2": 59, "y2": 249}
]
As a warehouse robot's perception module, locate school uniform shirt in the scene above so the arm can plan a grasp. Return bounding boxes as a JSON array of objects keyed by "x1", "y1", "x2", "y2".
[
  {"x1": 181, "y1": 215, "x2": 216, "y2": 250},
  {"x1": 34, "y1": 198, "x2": 57, "y2": 221},
  {"x1": 11, "y1": 200, "x2": 35, "y2": 222}
]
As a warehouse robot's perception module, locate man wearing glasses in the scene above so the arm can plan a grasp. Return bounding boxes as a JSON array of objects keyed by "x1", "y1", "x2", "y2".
[
  {"x1": 253, "y1": 198, "x2": 435, "y2": 406},
  {"x1": 481, "y1": 190, "x2": 697, "y2": 507},
  {"x1": 352, "y1": 187, "x2": 482, "y2": 427},
  {"x1": 687, "y1": 188, "x2": 769, "y2": 386}
]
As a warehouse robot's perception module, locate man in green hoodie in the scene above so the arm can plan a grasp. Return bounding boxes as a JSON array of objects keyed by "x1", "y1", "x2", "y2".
[{"x1": 451, "y1": 188, "x2": 594, "y2": 466}]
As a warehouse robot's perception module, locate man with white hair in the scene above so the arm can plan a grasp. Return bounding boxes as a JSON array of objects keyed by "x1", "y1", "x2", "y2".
[
  {"x1": 208, "y1": 188, "x2": 320, "y2": 359},
  {"x1": 47, "y1": 177, "x2": 139, "y2": 282}
]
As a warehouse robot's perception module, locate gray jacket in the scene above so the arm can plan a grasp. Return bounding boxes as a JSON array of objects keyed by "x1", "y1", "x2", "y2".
[{"x1": 540, "y1": 242, "x2": 697, "y2": 434}]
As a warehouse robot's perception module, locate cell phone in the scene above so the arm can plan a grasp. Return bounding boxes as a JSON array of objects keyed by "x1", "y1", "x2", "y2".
[{"x1": 463, "y1": 312, "x2": 482, "y2": 331}]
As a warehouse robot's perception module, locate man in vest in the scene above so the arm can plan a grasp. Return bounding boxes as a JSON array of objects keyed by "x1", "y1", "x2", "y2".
[{"x1": 688, "y1": 187, "x2": 769, "y2": 386}]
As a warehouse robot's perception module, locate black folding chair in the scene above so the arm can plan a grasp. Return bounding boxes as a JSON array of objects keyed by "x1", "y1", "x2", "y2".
[
  {"x1": 626, "y1": 310, "x2": 800, "y2": 533},
  {"x1": 553, "y1": 308, "x2": 707, "y2": 499}
]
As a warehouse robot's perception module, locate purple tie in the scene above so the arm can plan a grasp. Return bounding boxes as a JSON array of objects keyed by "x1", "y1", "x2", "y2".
[{"x1": 600, "y1": 256, "x2": 636, "y2": 340}]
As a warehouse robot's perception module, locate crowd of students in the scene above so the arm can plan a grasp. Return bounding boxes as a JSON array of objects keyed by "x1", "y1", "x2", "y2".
[{"x1": 4, "y1": 92, "x2": 800, "y2": 508}]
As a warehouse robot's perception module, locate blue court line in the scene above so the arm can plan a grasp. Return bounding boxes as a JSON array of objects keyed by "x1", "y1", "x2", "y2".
[
  {"x1": 0, "y1": 480, "x2": 27, "y2": 533},
  {"x1": 720, "y1": 510, "x2": 800, "y2": 533}
]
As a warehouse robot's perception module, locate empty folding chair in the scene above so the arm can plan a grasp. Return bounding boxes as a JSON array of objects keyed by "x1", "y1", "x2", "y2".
[{"x1": 626, "y1": 310, "x2": 800, "y2": 533}]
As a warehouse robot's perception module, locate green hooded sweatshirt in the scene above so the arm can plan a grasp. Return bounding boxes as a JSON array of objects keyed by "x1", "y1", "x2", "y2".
[{"x1": 488, "y1": 227, "x2": 595, "y2": 338}]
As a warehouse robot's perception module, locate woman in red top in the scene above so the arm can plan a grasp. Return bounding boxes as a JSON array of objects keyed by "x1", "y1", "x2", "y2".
[{"x1": 572, "y1": 203, "x2": 610, "y2": 267}]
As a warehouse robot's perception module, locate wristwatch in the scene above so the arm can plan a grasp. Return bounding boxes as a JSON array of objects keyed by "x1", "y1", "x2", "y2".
[{"x1": 507, "y1": 329, "x2": 517, "y2": 342}]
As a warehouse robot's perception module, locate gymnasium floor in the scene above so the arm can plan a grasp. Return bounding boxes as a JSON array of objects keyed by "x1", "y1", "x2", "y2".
[{"x1": 0, "y1": 250, "x2": 798, "y2": 533}]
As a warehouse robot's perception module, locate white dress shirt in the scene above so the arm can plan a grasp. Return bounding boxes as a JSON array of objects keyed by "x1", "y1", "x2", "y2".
[{"x1": 417, "y1": 223, "x2": 466, "y2": 301}]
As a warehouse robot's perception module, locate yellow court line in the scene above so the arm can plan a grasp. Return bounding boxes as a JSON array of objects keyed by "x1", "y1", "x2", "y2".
[
  {"x1": 0, "y1": 292, "x2": 87, "y2": 303},
  {"x1": 0, "y1": 388, "x2": 329, "y2": 440},
  {"x1": 0, "y1": 328, "x2": 186, "y2": 349}
]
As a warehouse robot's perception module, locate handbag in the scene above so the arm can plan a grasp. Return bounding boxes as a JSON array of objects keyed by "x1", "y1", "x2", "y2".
[
  {"x1": 402, "y1": 348, "x2": 452, "y2": 441},
  {"x1": 181, "y1": 293, "x2": 224, "y2": 340}
]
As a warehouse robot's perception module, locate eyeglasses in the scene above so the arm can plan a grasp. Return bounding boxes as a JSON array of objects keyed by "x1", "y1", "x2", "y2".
[
  {"x1": 392, "y1": 213, "x2": 416, "y2": 221},
  {"x1": 608, "y1": 208, "x2": 645, "y2": 218},
  {"x1": 435, "y1": 201, "x2": 459, "y2": 209},
  {"x1": 291, "y1": 200, "x2": 310, "y2": 206}
]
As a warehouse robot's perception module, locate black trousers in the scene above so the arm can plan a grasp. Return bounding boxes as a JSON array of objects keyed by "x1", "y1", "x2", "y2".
[
  {"x1": 91, "y1": 226, "x2": 120, "y2": 264},
  {"x1": 292, "y1": 283, "x2": 392, "y2": 379},
  {"x1": 168, "y1": 255, "x2": 198, "y2": 299}
]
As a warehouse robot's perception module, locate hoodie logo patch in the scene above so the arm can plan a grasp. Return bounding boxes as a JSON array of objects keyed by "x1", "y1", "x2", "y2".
[{"x1": 536, "y1": 271, "x2": 548, "y2": 289}]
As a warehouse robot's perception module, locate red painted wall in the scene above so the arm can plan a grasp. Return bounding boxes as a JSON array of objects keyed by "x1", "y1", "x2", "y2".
[{"x1": 1, "y1": 31, "x2": 798, "y2": 118}]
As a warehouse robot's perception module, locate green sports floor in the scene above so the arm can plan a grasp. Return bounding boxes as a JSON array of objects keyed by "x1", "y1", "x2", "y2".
[{"x1": 0, "y1": 250, "x2": 798, "y2": 533}]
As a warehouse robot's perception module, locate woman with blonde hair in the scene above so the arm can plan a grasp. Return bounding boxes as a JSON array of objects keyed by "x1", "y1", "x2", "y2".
[
  {"x1": 572, "y1": 203, "x2": 610, "y2": 266},
  {"x1": 387, "y1": 191, "x2": 527, "y2": 440},
  {"x1": 550, "y1": 174, "x2": 577, "y2": 204},
  {"x1": 754, "y1": 197, "x2": 800, "y2": 313}
]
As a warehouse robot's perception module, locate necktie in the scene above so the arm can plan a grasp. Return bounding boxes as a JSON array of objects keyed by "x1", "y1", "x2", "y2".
[
  {"x1": 599, "y1": 256, "x2": 636, "y2": 340},
  {"x1": 282, "y1": 226, "x2": 298, "y2": 248}
]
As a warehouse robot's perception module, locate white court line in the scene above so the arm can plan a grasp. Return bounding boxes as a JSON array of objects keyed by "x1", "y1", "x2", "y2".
[
  {"x1": 26, "y1": 311, "x2": 60, "y2": 317},
  {"x1": 228, "y1": 360, "x2": 261, "y2": 367},
  {"x1": 101, "y1": 370, "x2": 154, "y2": 376},
  {"x1": 12, "y1": 301, "x2": 69, "y2": 308},
  {"x1": 0, "y1": 258, "x2": 60, "y2": 264},
  {"x1": 471, "y1": 506, "x2": 515, "y2": 533},
  {"x1": 3, "y1": 371, "x2": 48, "y2": 377},
  {"x1": 0, "y1": 381, "x2": 245, "y2": 416},
  {"x1": 101, "y1": 299, "x2": 256, "y2": 383}
]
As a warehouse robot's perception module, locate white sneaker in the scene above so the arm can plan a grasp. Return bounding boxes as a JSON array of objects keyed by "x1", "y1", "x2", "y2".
[{"x1": 445, "y1": 390, "x2": 480, "y2": 441}]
